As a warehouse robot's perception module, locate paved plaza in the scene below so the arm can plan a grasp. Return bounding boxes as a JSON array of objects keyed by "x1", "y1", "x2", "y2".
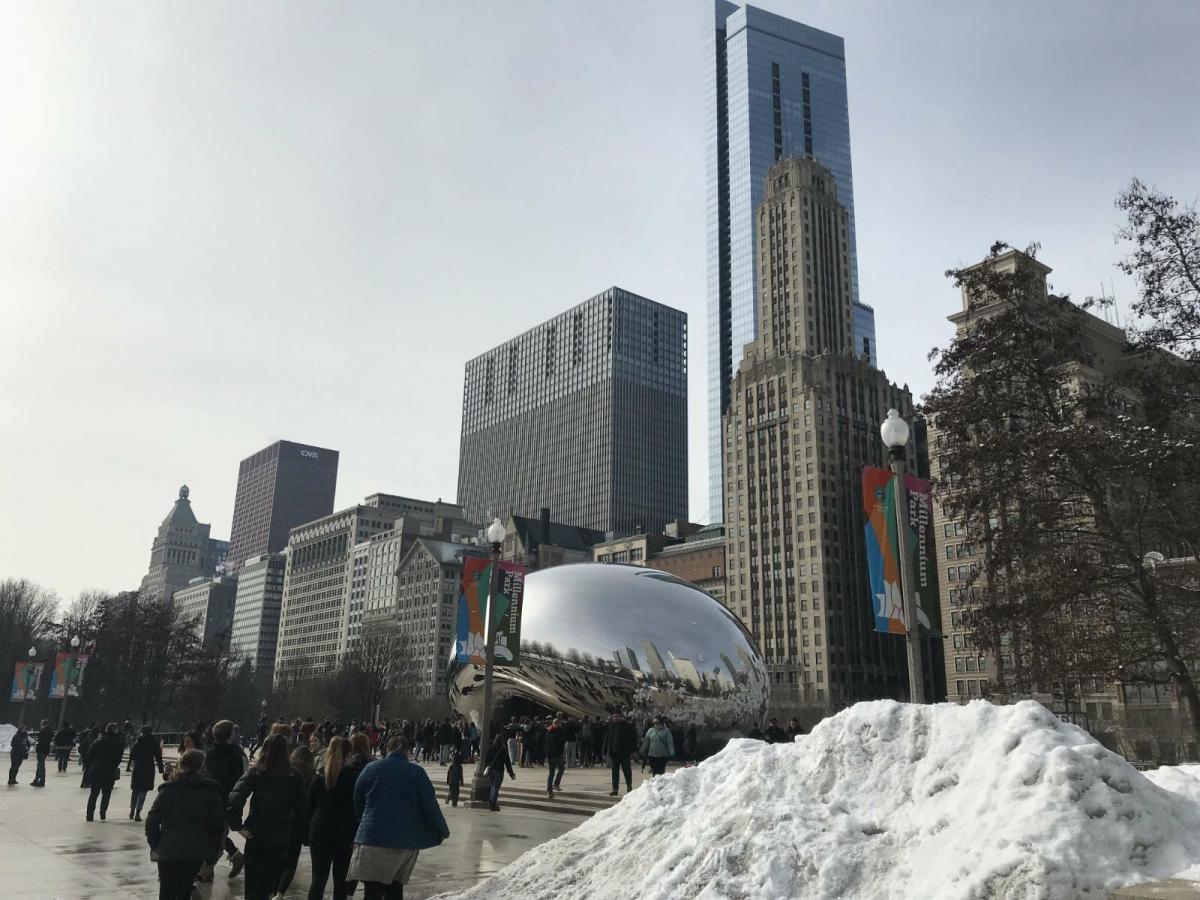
[{"x1": 0, "y1": 753, "x2": 652, "y2": 899}]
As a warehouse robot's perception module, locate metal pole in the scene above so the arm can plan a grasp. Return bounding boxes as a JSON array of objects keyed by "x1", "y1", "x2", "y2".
[
  {"x1": 470, "y1": 546, "x2": 502, "y2": 806},
  {"x1": 889, "y1": 450, "x2": 926, "y2": 704}
]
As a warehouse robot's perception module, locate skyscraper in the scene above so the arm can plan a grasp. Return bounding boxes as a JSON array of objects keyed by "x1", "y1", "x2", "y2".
[
  {"x1": 722, "y1": 156, "x2": 917, "y2": 709},
  {"x1": 139, "y1": 485, "x2": 225, "y2": 604},
  {"x1": 226, "y1": 440, "x2": 339, "y2": 576},
  {"x1": 707, "y1": 2, "x2": 874, "y2": 520},
  {"x1": 457, "y1": 287, "x2": 687, "y2": 535}
]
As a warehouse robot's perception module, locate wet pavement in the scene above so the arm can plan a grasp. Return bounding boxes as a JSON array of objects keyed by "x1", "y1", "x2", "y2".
[{"x1": 0, "y1": 754, "x2": 648, "y2": 899}]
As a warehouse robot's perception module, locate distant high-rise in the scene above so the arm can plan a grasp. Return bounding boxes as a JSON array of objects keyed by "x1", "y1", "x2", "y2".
[
  {"x1": 229, "y1": 552, "x2": 286, "y2": 678},
  {"x1": 457, "y1": 287, "x2": 687, "y2": 535},
  {"x1": 707, "y1": 2, "x2": 873, "y2": 520},
  {"x1": 226, "y1": 440, "x2": 339, "y2": 576},
  {"x1": 139, "y1": 485, "x2": 225, "y2": 604}
]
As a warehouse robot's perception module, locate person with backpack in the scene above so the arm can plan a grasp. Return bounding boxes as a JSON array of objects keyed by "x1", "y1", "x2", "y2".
[
  {"x1": 53, "y1": 721, "x2": 77, "y2": 773},
  {"x1": 127, "y1": 724, "x2": 164, "y2": 822},
  {"x1": 144, "y1": 748, "x2": 226, "y2": 900},
  {"x1": 204, "y1": 719, "x2": 247, "y2": 878},
  {"x1": 226, "y1": 733, "x2": 307, "y2": 900}
]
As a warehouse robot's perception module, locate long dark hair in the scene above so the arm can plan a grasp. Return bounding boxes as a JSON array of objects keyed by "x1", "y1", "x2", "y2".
[
  {"x1": 256, "y1": 733, "x2": 292, "y2": 777},
  {"x1": 174, "y1": 749, "x2": 205, "y2": 780}
]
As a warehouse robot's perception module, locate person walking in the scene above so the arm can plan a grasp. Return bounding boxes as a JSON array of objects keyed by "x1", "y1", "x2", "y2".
[
  {"x1": 144, "y1": 748, "x2": 226, "y2": 900},
  {"x1": 78, "y1": 724, "x2": 96, "y2": 788},
  {"x1": 249, "y1": 715, "x2": 269, "y2": 760},
  {"x1": 446, "y1": 751, "x2": 463, "y2": 807},
  {"x1": 579, "y1": 716, "x2": 594, "y2": 767},
  {"x1": 562, "y1": 716, "x2": 578, "y2": 769},
  {"x1": 204, "y1": 720, "x2": 247, "y2": 878},
  {"x1": 348, "y1": 735, "x2": 449, "y2": 900},
  {"x1": 7, "y1": 725, "x2": 30, "y2": 785},
  {"x1": 483, "y1": 733, "x2": 516, "y2": 812},
  {"x1": 128, "y1": 725, "x2": 164, "y2": 822},
  {"x1": 543, "y1": 717, "x2": 567, "y2": 799},
  {"x1": 31, "y1": 719, "x2": 54, "y2": 787},
  {"x1": 603, "y1": 711, "x2": 637, "y2": 797},
  {"x1": 53, "y1": 721, "x2": 77, "y2": 773},
  {"x1": 226, "y1": 733, "x2": 308, "y2": 900},
  {"x1": 307, "y1": 737, "x2": 357, "y2": 900},
  {"x1": 275, "y1": 743, "x2": 317, "y2": 898},
  {"x1": 640, "y1": 716, "x2": 675, "y2": 778},
  {"x1": 436, "y1": 719, "x2": 453, "y2": 766},
  {"x1": 84, "y1": 722, "x2": 126, "y2": 821}
]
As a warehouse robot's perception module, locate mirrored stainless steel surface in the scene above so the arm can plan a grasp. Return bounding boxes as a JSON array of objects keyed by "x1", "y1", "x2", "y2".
[{"x1": 447, "y1": 563, "x2": 768, "y2": 746}]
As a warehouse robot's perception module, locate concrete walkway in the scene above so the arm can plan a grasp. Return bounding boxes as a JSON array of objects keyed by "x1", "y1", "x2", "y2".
[{"x1": 0, "y1": 753, "x2": 648, "y2": 899}]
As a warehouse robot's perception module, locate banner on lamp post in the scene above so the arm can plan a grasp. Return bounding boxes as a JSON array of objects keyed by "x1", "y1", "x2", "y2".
[
  {"x1": 48, "y1": 652, "x2": 89, "y2": 700},
  {"x1": 863, "y1": 467, "x2": 940, "y2": 636},
  {"x1": 454, "y1": 557, "x2": 526, "y2": 667},
  {"x1": 492, "y1": 562, "x2": 525, "y2": 667},
  {"x1": 10, "y1": 662, "x2": 44, "y2": 702}
]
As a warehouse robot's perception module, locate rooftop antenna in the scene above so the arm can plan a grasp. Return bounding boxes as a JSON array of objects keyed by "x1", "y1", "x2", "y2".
[{"x1": 1110, "y1": 278, "x2": 1121, "y2": 329}]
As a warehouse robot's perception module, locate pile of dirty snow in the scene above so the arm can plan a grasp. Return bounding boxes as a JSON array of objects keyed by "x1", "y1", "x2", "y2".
[
  {"x1": 440, "y1": 701, "x2": 1200, "y2": 900},
  {"x1": 1144, "y1": 763, "x2": 1200, "y2": 805},
  {"x1": 0, "y1": 723, "x2": 15, "y2": 753}
]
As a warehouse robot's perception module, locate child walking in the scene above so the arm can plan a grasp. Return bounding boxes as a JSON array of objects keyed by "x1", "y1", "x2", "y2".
[{"x1": 447, "y1": 750, "x2": 464, "y2": 806}]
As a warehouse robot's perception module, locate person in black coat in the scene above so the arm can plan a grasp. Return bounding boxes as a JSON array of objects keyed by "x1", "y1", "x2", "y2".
[
  {"x1": 145, "y1": 748, "x2": 226, "y2": 900},
  {"x1": 54, "y1": 722, "x2": 77, "y2": 773},
  {"x1": 603, "y1": 711, "x2": 638, "y2": 796},
  {"x1": 204, "y1": 720, "x2": 247, "y2": 877},
  {"x1": 7, "y1": 725, "x2": 30, "y2": 785},
  {"x1": 84, "y1": 723, "x2": 126, "y2": 820},
  {"x1": 764, "y1": 718, "x2": 787, "y2": 744},
  {"x1": 307, "y1": 737, "x2": 357, "y2": 900},
  {"x1": 127, "y1": 725, "x2": 164, "y2": 821},
  {"x1": 77, "y1": 724, "x2": 96, "y2": 782},
  {"x1": 31, "y1": 719, "x2": 55, "y2": 786},
  {"x1": 227, "y1": 733, "x2": 308, "y2": 900},
  {"x1": 484, "y1": 733, "x2": 516, "y2": 812}
]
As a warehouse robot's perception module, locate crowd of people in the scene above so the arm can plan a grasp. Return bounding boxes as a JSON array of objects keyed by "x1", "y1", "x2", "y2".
[{"x1": 5, "y1": 708, "x2": 804, "y2": 898}]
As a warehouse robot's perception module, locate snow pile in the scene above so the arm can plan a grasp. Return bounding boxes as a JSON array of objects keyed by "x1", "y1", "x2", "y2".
[
  {"x1": 0, "y1": 723, "x2": 14, "y2": 753},
  {"x1": 1144, "y1": 764, "x2": 1200, "y2": 805},
  {"x1": 442, "y1": 701, "x2": 1200, "y2": 900}
]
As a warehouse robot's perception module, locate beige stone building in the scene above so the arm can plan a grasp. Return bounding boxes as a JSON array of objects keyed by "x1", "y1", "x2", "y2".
[
  {"x1": 722, "y1": 157, "x2": 920, "y2": 712},
  {"x1": 930, "y1": 249, "x2": 1197, "y2": 764}
]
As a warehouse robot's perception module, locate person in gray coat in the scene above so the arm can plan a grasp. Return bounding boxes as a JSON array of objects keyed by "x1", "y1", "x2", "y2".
[{"x1": 640, "y1": 716, "x2": 675, "y2": 777}]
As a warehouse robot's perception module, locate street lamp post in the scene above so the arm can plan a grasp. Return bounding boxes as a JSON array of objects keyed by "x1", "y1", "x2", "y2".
[
  {"x1": 56, "y1": 636, "x2": 81, "y2": 731},
  {"x1": 880, "y1": 409, "x2": 926, "y2": 704},
  {"x1": 17, "y1": 646, "x2": 36, "y2": 728},
  {"x1": 471, "y1": 517, "x2": 507, "y2": 807}
]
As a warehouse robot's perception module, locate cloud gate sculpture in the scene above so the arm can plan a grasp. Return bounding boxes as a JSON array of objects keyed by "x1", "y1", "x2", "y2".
[{"x1": 447, "y1": 563, "x2": 768, "y2": 747}]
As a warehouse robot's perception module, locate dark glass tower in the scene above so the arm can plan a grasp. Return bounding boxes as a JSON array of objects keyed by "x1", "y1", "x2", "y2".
[
  {"x1": 457, "y1": 288, "x2": 687, "y2": 535},
  {"x1": 225, "y1": 440, "x2": 339, "y2": 575}
]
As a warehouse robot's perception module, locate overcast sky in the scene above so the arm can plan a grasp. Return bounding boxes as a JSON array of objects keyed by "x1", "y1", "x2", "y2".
[{"x1": 2, "y1": 1, "x2": 1198, "y2": 602}]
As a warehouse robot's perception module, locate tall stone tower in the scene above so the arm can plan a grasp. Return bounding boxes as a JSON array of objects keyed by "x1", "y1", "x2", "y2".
[
  {"x1": 722, "y1": 157, "x2": 917, "y2": 711},
  {"x1": 139, "y1": 485, "x2": 223, "y2": 605}
]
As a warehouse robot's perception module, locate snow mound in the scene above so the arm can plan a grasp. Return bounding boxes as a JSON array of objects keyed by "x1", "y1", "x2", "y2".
[
  {"x1": 0, "y1": 723, "x2": 14, "y2": 753},
  {"x1": 1144, "y1": 764, "x2": 1200, "y2": 805},
  {"x1": 441, "y1": 701, "x2": 1200, "y2": 900}
]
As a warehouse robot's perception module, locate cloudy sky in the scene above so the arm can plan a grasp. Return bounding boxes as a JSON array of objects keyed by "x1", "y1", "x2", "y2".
[{"x1": 2, "y1": 1, "x2": 1197, "y2": 602}]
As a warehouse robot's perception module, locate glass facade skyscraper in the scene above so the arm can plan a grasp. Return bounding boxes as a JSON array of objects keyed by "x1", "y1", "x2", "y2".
[{"x1": 707, "y1": 2, "x2": 873, "y2": 520}]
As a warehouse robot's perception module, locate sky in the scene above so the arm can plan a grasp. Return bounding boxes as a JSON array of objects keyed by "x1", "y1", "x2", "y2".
[{"x1": 2, "y1": 1, "x2": 1198, "y2": 603}]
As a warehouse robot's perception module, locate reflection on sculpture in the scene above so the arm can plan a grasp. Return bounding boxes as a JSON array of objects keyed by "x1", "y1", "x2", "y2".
[{"x1": 447, "y1": 563, "x2": 768, "y2": 750}]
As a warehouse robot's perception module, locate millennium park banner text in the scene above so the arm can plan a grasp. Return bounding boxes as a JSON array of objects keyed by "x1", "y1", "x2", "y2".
[{"x1": 455, "y1": 556, "x2": 527, "y2": 667}]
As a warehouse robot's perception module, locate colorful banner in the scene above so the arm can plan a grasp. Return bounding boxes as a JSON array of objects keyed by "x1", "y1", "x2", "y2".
[
  {"x1": 863, "y1": 467, "x2": 940, "y2": 635},
  {"x1": 48, "y1": 652, "x2": 88, "y2": 700},
  {"x1": 10, "y1": 662, "x2": 44, "y2": 702},
  {"x1": 455, "y1": 557, "x2": 526, "y2": 667}
]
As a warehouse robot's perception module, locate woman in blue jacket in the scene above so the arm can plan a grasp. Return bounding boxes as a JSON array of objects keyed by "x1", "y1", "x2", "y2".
[{"x1": 348, "y1": 735, "x2": 449, "y2": 900}]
